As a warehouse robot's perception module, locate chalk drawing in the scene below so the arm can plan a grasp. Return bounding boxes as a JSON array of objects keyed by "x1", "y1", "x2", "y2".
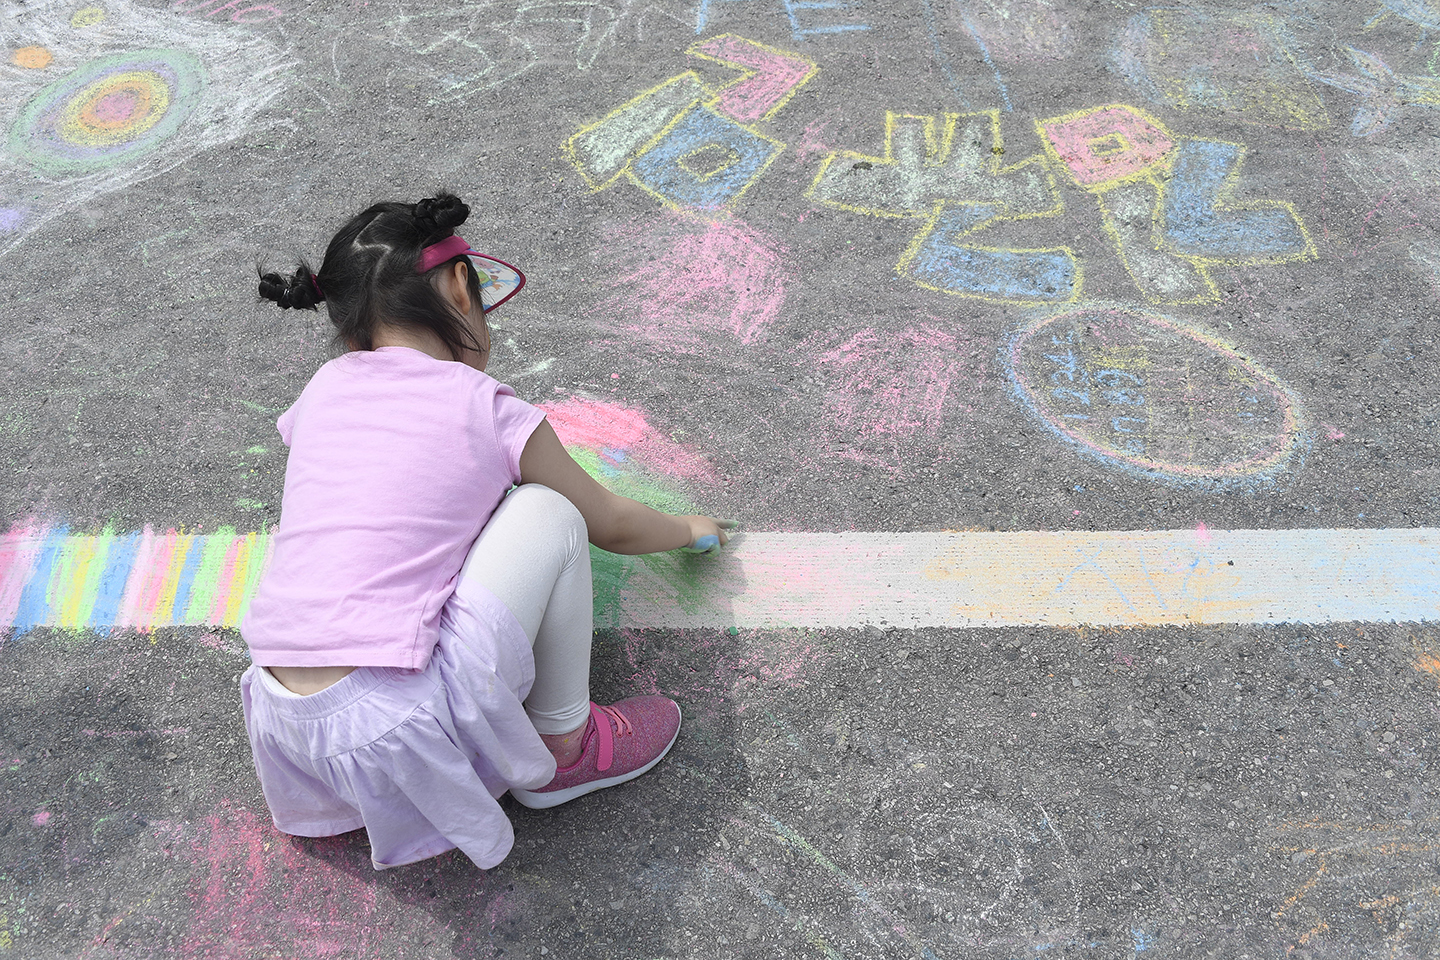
[
  {"x1": 613, "y1": 529, "x2": 1440, "y2": 628},
  {"x1": 1037, "y1": 105, "x2": 1314, "y2": 304},
  {"x1": 540, "y1": 395, "x2": 715, "y2": 490},
  {"x1": 566, "y1": 35, "x2": 812, "y2": 210},
  {"x1": 695, "y1": 0, "x2": 870, "y2": 42},
  {"x1": 1037, "y1": 104, "x2": 1175, "y2": 188},
  {"x1": 1271, "y1": 818, "x2": 1440, "y2": 956},
  {"x1": 808, "y1": 111, "x2": 1058, "y2": 217},
  {"x1": 1380, "y1": 0, "x2": 1440, "y2": 30},
  {"x1": 689, "y1": 33, "x2": 819, "y2": 124},
  {"x1": 8, "y1": 50, "x2": 207, "y2": 176},
  {"x1": 7, "y1": 527, "x2": 1437, "y2": 635},
  {"x1": 12, "y1": 45, "x2": 54, "y2": 69},
  {"x1": 1091, "y1": 178, "x2": 1213, "y2": 303},
  {"x1": 540, "y1": 397, "x2": 718, "y2": 628},
  {"x1": 590, "y1": 209, "x2": 789, "y2": 349},
  {"x1": 963, "y1": 0, "x2": 1076, "y2": 64},
  {"x1": 0, "y1": 0, "x2": 289, "y2": 256},
  {"x1": 567, "y1": 73, "x2": 709, "y2": 189},
  {"x1": 381, "y1": 3, "x2": 538, "y2": 106},
  {"x1": 1109, "y1": 9, "x2": 1328, "y2": 130},
  {"x1": 382, "y1": 1, "x2": 623, "y2": 105},
  {"x1": 917, "y1": 0, "x2": 974, "y2": 110},
  {"x1": 812, "y1": 321, "x2": 983, "y2": 472},
  {"x1": 808, "y1": 103, "x2": 1313, "y2": 304},
  {"x1": 1160, "y1": 139, "x2": 1315, "y2": 261},
  {"x1": 172, "y1": 0, "x2": 284, "y2": 24},
  {"x1": 1409, "y1": 239, "x2": 1440, "y2": 293},
  {"x1": 1310, "y1": 47, "x2": 1440, "y2": 137},
  {"x1": 513, "y1": 0, "x2": 622, "y2": 71},
  {"x1": 899, "y1": 203, "x2": 1078, "y2": 303},
  {"x1": 1007, "y1": 306, "x2": 1306, "y2": 486},
  {"x1": 676, "y1": 758, "x2": 1085, "y2": 957},
  {"x1": 610, "y1": 625, "x2": 831, "y2": 715},
  {"x1": 0, "y1": 395, "x2": 717, "y2": 638},
  {"x1": 70, "y1": 6, "x2": 106, "y2": 29},
  {"x1": 0, "y1": 522, "x2": 271, "y2": 636},
  {"x1": 628, "y1": 104, "x2": 784, "y2": 209},
  {"x1": 808, "y1": 110, "x2": 1072, "y2": 303},
  {"x1": 54, "y1": 801, "x2": 464, "y2": 960}
]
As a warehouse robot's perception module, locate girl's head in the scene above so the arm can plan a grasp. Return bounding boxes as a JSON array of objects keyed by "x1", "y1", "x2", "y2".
[{"x1": 258, "y1": 193, "x2": 487, "y2": 361}]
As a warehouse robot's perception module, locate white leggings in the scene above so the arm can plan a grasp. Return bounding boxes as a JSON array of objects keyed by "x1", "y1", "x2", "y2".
[{"x1": 453, "y1": 484, "x2": 593, "y2": 735}]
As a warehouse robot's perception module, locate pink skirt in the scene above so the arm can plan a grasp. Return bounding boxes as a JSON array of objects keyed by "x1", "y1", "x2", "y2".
[{"x1": 239, "y1": 586, "x2": 557, "y2": 870}]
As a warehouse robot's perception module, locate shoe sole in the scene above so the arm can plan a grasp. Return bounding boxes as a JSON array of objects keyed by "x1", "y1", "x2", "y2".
[{"x1": 510, "y1": 705, "x2": 682, "y2": 810}]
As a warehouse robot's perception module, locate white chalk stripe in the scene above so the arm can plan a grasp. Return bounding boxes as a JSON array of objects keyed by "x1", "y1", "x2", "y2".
[{"x1": 619, "y1": 529, "x2": 1440, "y2": 628}]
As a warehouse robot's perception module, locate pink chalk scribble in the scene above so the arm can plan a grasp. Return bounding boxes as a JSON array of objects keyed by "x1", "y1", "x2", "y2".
[
  {"x1": 1038, "y1": 105, "x2": 1175, "y2": 188},
  {"x1": 1195, "y1": 521, "x2": 1212, "y2": 543},
  {"x1": 812, "y1": 321, "x2": 985, "y2": 470},
  {"x1": 539, "y1": 396, "x2": 715, "y2": 482},
  {"x1": 74, "y1": 803, "x2": 521, "y2": 959},
  {"x1": 793, "y1": 119, "x2": 836, "y2": 165},
  {"x1": 175, "y1": 802, "x2": 420, "y2": 959},
  {"x1": 32, "y1": 810, "x2": 51, "y2": 826},
  {"x1": 197, "y1": 630, "x2": 244, "y2": 653},
  {"x1": 1322, "y1": 424, "x2": 1345, "y2": 441},
  {"x1": 591, "y1": 211, "x2": 789, "y2": 351},
  {"x1": 0, "y1": 520, "x2": 43, "y2": 634}
]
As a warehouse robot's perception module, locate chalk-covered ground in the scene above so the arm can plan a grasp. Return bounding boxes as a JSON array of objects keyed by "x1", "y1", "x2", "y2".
[{"x1": 2, "y1": 0, "x2": 1439, "y2": 957}]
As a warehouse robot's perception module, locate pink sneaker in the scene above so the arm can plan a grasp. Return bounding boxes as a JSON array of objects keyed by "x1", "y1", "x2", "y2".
[{"x1": 511, "y1": 697, "x2": 682, "y2": 810}]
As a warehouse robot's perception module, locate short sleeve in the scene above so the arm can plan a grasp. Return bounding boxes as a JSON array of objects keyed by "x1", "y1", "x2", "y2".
[
  {"x1": 277, "y1": 403, "x2": 299, "y2": 447},
  {"x1": 491, "y1": 383, "x2": 545, "y2": 483}
]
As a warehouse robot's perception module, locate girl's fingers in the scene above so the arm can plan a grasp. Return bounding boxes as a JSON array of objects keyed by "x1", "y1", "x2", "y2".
[{"x1": 685, "y1": 534, "x2": 720, "y2": 554}]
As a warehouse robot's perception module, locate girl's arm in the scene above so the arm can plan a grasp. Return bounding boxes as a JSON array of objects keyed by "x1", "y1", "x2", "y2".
[{"x1": 518, "y1": 418, "x2": 731, "y2": 556}]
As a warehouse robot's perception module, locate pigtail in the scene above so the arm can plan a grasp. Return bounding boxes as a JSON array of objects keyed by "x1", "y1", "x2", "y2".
[
  {"x1": 258, "y1": 263, "x2": 323, "y2": 311},
  {"x1": 412, "y1": 193, "x2": 470, "y2": 235}
]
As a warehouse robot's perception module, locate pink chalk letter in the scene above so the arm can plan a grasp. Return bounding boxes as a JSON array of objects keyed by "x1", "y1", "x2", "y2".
[
  {"x1": 692, "y1": 36, "x2": 817, "y2": 124},
  {"x1": 1040, "y1": 106, "x2": 1174, "y2": 188}
]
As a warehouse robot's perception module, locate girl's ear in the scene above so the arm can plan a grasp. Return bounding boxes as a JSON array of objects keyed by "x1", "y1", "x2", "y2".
[{"x1": 447, "y1": 260, "x2": 474, "y2": 315}]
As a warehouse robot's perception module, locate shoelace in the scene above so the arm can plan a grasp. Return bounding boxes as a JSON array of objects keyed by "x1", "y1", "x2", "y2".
[
  {"x1": 589, "y1": 702, "x2": 633, "y2": 773},
  {"x1": 596, "y1": 703, "x2": 633, "y2": 737}
]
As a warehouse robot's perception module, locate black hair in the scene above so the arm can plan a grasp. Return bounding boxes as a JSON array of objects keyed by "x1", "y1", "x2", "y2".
[{"x1": 257, "y1": 192, "x2": 485, "y2": 359}]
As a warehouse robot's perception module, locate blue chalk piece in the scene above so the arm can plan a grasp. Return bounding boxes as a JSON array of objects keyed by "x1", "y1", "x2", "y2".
[
  {"x1": 685, "y1": 535, "x2": 720, "y2": 554},
  {"x1": 1161, "y1": 140, "x2": 1310, "y2": 260},
  {"x1": 906, "y1": 206, "x2": 1077, "y2": 302}
]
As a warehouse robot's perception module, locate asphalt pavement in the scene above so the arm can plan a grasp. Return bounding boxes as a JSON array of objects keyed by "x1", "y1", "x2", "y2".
[{"x1": 2, "y1": 0, "x2": 1439, "y2": 957}]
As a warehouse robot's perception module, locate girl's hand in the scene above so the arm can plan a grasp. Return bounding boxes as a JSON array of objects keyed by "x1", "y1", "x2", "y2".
[
  {"x1": 520, "y1": 418, "x2": 736, "y2": 556},
  {"x1": 682, "y1": 517, "x2": 738, "y2": 554}
]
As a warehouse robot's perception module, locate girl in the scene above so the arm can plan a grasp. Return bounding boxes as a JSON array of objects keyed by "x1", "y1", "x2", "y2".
[{"x1": 243, "y1": 193, "x2": 731, "y2": 871}]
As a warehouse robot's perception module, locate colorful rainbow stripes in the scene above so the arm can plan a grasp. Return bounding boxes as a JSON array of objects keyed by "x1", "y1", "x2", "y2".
[
  {"x1": 0, "y1": 525, "x2": 271, "y2": 634},
  {"x1": 2, "y1": 524, "x2": 1437, "y2": 635}
]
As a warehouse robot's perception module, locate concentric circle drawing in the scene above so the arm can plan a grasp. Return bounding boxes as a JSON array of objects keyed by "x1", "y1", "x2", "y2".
[
  {"x1": 6, "y1": 49, "x2": 206, "y2": 175},
  {"x1": 1007, "y1": 306, "x2": 1306, "y2": 485}
]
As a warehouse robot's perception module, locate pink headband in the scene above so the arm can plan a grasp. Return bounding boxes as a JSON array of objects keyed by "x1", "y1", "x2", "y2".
[{"x1": 416, "y1": 234, "x2": 476, "y2": 273}]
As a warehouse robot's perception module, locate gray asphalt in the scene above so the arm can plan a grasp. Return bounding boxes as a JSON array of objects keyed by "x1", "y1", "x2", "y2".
[{"x1": 3, "y1": 0, "x2": 1439, "y2": 957}]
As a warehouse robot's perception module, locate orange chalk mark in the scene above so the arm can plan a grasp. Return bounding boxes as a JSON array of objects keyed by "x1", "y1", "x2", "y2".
[
  {"x1": 1274, "y1": 854, "x2": 1326, "y2": 917},
  {"x1": 12, "y1": 45, "x2": 53, "y2": 69}
]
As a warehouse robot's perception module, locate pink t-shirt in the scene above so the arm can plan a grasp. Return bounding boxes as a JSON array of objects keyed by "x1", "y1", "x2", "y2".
[{"x1": 242, "y1": 347, "x2": 545, "y2": 669}]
